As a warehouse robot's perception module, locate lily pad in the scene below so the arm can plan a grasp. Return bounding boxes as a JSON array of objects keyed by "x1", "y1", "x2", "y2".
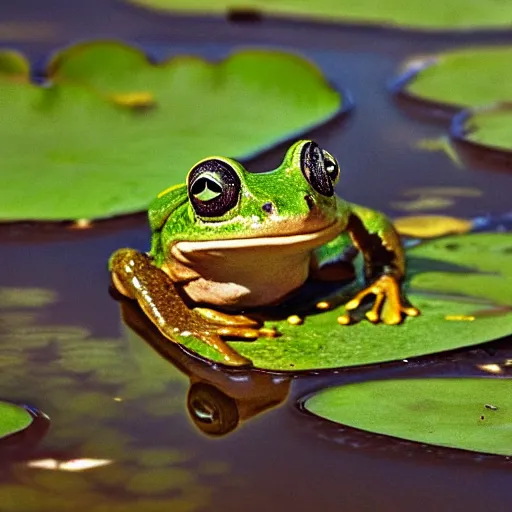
[
  {"x1": 451, "y1": 103, "x2": 512, "y2": 155},
  {"x1": 0, "y1": 401, "x2": 33, "y2": 439},
  {"x1": 408, "y1": 232, "x2": 512, "y2": 306},
  {"x1": 396, "y1": 47, "x2": 512, "y2": 110},
  {"x1": 303, "y1": 378, "x2": 512, "y2": 456},
  {"x1": 126, "y1": 0, "x2": 512, "y2": 31},
  {"x1": 0, "y1": 42, "x2": 342, "y2": 221},
  {"x1": 174, "y1": 232, "x2": 512, "y2": 371}
]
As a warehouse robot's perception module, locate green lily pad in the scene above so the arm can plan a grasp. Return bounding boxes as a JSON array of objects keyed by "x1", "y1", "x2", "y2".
[
  {"x1": 175, "y1": 232, "x2": 512, "y2": 371},
  {"x1": 397, "y1": 47, "x2": 512, "y2": 109},
  {"x1": 0, "y1": 401, "x2": 33, "y2": 439},
  {"x1": 304, "y1": 378, "x2": 512, "y2": 456},
  {"x1": 451, "y1": 104, "x2": 512, "y2": 154},
  {"x1": 408, "y1": 232, "x2": 512, "y2": 306},
  {"x1": 126, "y1": 0, "x2": 512, "y2": 30},
  {"x1": 0, "y1": 42, "x2": 341, "y2": 221}
]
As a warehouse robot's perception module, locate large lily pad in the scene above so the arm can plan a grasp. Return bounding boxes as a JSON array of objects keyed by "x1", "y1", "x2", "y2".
[
  {"x1": 126, "y1": 0, "x2": 512, "y2": 31},
  {"x1": 0, "y1": 401, "x2": 33, "y2": 439},
  {"x1": 0, "y1": 42, "x2": 341, "y2": 221},
  {"x1": 396, "y1": 47, "x2": 512, "y2": 109},
  {"x1": 303, "y1": 378, "x2": 512, "y2": 456},
  {"x1": 174, "y1": 232, "x2": 512, "y2": 371}
]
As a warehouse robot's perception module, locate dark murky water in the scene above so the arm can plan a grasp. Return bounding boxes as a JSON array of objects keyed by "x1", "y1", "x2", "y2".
[{"x1": 1, "y1": 1, "x2": 512, "y2": 511}]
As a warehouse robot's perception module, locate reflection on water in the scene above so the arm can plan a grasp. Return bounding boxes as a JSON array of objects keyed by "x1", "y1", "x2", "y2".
[
  {"x1": 120, "y1": 300, "x2": 291, "y2": 437},
  {"x1": 0, "y1": 287, "x2": 237, "y2": 511}
]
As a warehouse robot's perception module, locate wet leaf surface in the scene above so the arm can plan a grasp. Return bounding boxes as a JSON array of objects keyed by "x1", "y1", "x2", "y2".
[
  {"x1": 398, "y1": 47, "x2": 512, "y2": 109},
  {"x1": 303, "y1": 378, "x2": 512, "y2": 456},
  {"x1": 409, "y1": 233, "x2": 512, "y2": 306},
  {"x1": 0, "y1": 401, "x2": 33, "y2": 439},
  {"x1": 126, "y1": 0, "x2": 512, "y2": 30},
  {"x1": 0, "y1": 42, "x2": 341, "y2": 221}
]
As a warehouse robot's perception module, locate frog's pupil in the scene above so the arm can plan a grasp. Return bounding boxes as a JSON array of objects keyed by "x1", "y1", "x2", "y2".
[{"x1": 191, "y1": 177, "x2": 222, "y2": 202}]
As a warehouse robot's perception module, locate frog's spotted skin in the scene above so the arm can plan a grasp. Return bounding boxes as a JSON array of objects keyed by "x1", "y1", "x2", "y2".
[{"x1": 110, "y1": 140, "x2": 419, "y2": 366}]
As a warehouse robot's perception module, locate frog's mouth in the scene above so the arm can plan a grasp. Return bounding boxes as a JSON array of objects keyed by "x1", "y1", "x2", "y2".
[{"x1": 173, "y1": 217, "x2": 343, "y2": 256}]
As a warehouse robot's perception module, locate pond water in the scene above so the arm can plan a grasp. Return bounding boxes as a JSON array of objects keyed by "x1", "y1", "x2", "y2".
[{"x1": 1, "y1": 1, "x2": 512, "y2": 511}]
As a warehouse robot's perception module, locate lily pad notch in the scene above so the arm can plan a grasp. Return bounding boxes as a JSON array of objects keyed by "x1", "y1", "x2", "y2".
[
  {"x1": 391, "y1": 47, "x2": 512, "y2": 170},
  {"x1": 450, "y1": 103, "x2": 512, "y2": 169}
]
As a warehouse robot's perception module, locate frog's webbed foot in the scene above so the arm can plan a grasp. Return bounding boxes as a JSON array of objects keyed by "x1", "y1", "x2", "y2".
[
  {"x1": 193, "y1": 307, "x2": 278, "y2": 341},
  {"x1": 337, "y1": 275, "x2": 420, "y2": 326},
  {"x1": 109, "y1": 249, "x2": 273, "y2": 367}
]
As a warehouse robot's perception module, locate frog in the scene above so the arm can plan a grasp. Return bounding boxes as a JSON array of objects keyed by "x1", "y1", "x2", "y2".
[{"x1": 110, "y1": 140, "x2": 419, "y2": 367}]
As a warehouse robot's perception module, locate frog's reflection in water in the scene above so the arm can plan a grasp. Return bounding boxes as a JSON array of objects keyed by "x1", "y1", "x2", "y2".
[{"x1": 119, "y1": 300, "x2": 291, "y2": 437}]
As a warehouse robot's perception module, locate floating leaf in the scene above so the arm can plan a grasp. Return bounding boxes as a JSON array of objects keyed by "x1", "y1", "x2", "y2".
[
  {"x1": 126, "y1": 0, "x2": 512, "y2": 30},
  {"x1": 451, "y1": 103, "x2": 512, "y2": 154},
  {"x1": 0, "y1": 401, "x2": 33, "y2": 439},
  {"x1": 409, "y1": 232, "x2": 512, "y2": 306},
  {"x1": 396, "y1": 47, "x2": 512, "y2": 109},
  {"x1": 174, "y1": 295, "x2": 512, "y2": 371},
  {"x1": 173, "y1": 233, "x2": 512, "y2": 371},
  {"x1": 303, "y1": 378, "x2": 512, "y2": 456},
  {"x1": 0, "y1": 42, "x2": 342, "y2": 221}
]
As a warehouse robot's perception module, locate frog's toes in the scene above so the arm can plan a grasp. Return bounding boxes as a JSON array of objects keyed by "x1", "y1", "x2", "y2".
[
  {"x1": 215, "y1": 324, "x2": 279, "y2": 340},
  {"x1": 194, "y1": 307, "x2": 262, "y2": 328}
]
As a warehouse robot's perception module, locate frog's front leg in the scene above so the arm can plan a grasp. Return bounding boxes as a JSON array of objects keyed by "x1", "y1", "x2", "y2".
[
  {"x1": 109, "y1": 249, "x2": 264, "y2": 367},
  {"x1": 338, "y1": 204, "x2": 420, "y2": 325}
]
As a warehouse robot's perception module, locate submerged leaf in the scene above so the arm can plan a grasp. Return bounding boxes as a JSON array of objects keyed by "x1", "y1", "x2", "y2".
[
  {"x1": 0, "y1": 42, "x2": 342, "y2": 221},
  {"x1": 304, "y1": 378, "x2": 512, "y2": 456}
]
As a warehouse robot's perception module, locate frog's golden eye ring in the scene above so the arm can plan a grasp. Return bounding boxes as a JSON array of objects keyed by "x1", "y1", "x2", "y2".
[
  {"x1": 300, "y1": 141, "x2": 334, "y2": 197},
  {"x1": 323, "y1": 150, "x2": 340, "y2": 185},
  {"x1": 188, "y1": 159, "x2": 241, "y2": 217}
]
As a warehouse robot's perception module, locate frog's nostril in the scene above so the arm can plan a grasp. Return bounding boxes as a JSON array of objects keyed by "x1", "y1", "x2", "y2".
[
  {"x1": 262, "y1": 202, "x2": 274, "y2": 214},
  {"x1": 304, "y1": 194, "x2": 315, "y2": 211}
]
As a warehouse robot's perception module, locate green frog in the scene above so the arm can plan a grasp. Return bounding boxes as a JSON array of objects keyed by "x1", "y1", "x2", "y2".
[{"x1": 110, "y1": 140, "x2": 419, "y2": 366}]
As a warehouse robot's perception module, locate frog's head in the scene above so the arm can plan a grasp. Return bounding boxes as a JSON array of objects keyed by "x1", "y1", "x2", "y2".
[
  {"x1": 185, "y1": 140, "x2": 342, "y2": 239},
  {"x1": 151, "y1": 140, "x2": 345, "y2": 250}
]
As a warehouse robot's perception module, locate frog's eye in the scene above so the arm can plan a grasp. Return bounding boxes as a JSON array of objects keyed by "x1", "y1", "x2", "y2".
[
  {"x1": 323, "y1": 150, "x2": 340, "y2": 185},
  {"x1": 188, "y1": 159, "x2": 241, "y2": 217},
  {"x1": 300, "y1": 141, "x2": 334, "y2": 197}
]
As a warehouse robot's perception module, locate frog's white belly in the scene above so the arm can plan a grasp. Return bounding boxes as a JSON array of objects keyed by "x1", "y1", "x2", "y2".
[{"x1": 166, "y1": 222, "x2": 342, "y2": 308}]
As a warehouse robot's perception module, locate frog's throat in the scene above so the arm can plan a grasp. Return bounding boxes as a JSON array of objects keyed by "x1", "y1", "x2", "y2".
[
  {"x1": 172, "y1": 218, "x2": 343, "y2": 255},
  {"x1": 162, "y1": 219, "x2": 344, "y2": 308}
]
